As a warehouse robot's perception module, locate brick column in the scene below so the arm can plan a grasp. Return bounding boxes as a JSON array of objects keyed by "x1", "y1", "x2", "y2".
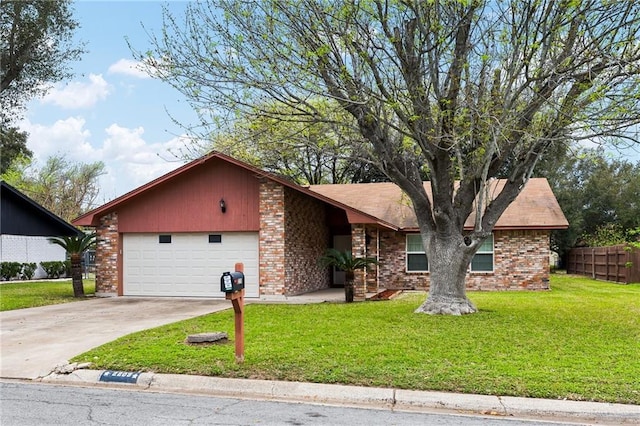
[
  {"x1": 95, "y1": 212, "x2": 119, "y2": 296},
  {"x1": 365, "y1": 228, "x2": 379, "y2": 293},
  {"x1": 351, "y1": 224, "x2": 367, "y2": 301},
  {"x1": 259, "y1": 180, "x2": 286, "y2": 296}
]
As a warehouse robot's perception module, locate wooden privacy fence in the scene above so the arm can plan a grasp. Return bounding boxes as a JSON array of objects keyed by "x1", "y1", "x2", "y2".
[{"x1": 567, "y1": 245, "x2": 640, "y2": 284}]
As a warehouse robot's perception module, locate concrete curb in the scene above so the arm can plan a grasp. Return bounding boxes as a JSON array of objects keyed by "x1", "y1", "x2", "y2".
[{"x1": 40, "y1": 370, "x2": 640, "y2": 424}]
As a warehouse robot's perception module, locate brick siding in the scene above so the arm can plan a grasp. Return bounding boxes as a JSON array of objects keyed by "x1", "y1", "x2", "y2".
[
  {"x1": 258, "y1": 179, "x2": 286, "y2": 296},
  {"x1": 351, "y1": 224, "x2": 367, "y2": 300},
  {"x1": 259, "y1": 180, "x2": 331, "y2": 296},
  {"x1": 283, "y1": 187, "x2": 330, "y2": 295},
  {"x1": 374, "y1": 229, "x2": 551, "y2": 291},
  {"x1": 474, "y1": 230, "x2": 550, "y2": 291},
  {"x1": 365, "y1": 228, "x2": 379, "y2": 293},
  {"x1": 95, "y1": 212, "x2": 119, "y2": 296}
]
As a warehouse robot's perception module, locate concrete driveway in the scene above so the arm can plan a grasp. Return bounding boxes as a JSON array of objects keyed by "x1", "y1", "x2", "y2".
[{"x1": 0, "y1": 297, "x2": 229, "y2": 380}]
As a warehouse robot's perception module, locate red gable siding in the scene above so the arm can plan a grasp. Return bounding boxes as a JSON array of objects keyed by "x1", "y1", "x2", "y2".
[{"x1": 117, "y1": 158, "x2": 260, "y2": 233}]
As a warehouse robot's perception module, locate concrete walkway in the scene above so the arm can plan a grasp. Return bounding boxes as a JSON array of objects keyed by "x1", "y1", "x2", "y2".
[
  {"x1": 0, "y1": 297, "x2": 229, "y2": 379},
  {"x1": 0, "y1": 288, "x2": 346, "y2": 380}
]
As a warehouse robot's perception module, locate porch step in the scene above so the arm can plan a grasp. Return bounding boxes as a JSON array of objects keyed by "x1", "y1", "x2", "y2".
[{"x1": 367, "y1": 289, "x2": 402, "y2": 301}]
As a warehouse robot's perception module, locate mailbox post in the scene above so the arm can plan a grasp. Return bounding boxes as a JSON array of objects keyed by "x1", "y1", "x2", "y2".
[{"x1": 220, "y1": 263, "x2": 245, "y2": 363}]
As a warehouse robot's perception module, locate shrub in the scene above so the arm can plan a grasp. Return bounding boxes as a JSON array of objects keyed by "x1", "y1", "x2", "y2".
[
  {"x1": 63, "y1": 260, "x2": 71, "y2": 277},
  {"x1": 21, "y1": 263, "x2": 37, "y2": 280},
  {"x1": 1, "y1": 262, "x2": 22, "y2": 280},
  {"x1": 40, "y1": 261, "x2": 66, "y2": 279}
]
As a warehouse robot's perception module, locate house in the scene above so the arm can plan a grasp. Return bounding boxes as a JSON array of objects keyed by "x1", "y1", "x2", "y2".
[
  {"x1": 1, "y1": 181, "x2": 82, "y2": 279},
  {"x1": 72, "y1": 152, "x2": 568, "y2": 300}
]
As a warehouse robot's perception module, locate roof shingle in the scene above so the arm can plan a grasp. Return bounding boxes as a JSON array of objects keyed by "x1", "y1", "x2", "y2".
[{"x1": 309, "y1": 178, "x2": 568, "y2": 230}]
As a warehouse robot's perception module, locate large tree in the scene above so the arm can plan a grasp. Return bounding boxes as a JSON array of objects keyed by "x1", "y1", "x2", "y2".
[
  {"x1": 2, "y1": 154, "x2": 105, "y2": 222},
  {"x1": 544, "y1": 149, "x2": 640, "y2": 258},
  {"x1": 139, "y1": 0, "x2": 640, "y2": 314},
  {"x1": 0, "y1": 125, "x2": 31, "y2": 174},
  {"x1": 187, "y1": 100, "x2": 388, "y2": 184},
  {"x1": 0, "y1": 0, "x2": 84, "y2": 123}
]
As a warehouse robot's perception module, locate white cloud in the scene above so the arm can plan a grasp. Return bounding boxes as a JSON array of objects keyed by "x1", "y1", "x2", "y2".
[
  {"x1": 102, "y1": 123, "x2": 186, "y2": 194},
  {"x1": 107, "y1": 58, "x2": 152, "y2": 79},
  {"x1": 40, "y1": 74, "x2": 111, "y2": 109},
  {"x1": 18, "y1": 118, "x2": 188, "y2": 202},
  {"x1": 19, "y1": 117, "x2": 98, "y2": 163}
]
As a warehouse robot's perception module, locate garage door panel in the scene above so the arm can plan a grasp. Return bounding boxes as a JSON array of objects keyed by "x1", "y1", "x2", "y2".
[{"x1": 123, "y1": 232, "x2": 259, "y2": 298}]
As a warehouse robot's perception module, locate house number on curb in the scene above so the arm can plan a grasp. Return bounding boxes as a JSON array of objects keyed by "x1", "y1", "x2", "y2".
[{"x1": 99, "y1": 370, "x2": 141, "y2": 384}]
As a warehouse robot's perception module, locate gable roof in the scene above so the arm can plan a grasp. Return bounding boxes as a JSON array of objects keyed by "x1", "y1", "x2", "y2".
[
  {"x1": 1, "y1": 181, "x2": 82, "y2": 237},
  {"x1": 72, "y1": 152, "x2": 398, "y2": 230},
  {"x1": 72, "y1": 152, "x2": 567, "y2": 231},
  {"x1": 309, "y1": 178, "x2": 569, "y2": 230}
]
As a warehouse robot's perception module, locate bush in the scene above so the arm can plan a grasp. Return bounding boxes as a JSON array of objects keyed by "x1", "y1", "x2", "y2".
[
  {"x1": 40, "y1": 261, "x2": 67, "y2": 279},
  {"x1": 1, "y1": 262, "x2": 22, "y2": 280},
  {"x1": 21, "y1": 263, "x2": 37, "y2": 280}
]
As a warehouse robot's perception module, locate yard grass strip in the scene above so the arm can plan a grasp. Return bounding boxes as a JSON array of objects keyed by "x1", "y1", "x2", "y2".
[
  {"x1": 0, "y1": 280, "x2": 95, "y2": 311},
  {"x1": 71, "y1": 275, "x2": 640, "y2": 404}
]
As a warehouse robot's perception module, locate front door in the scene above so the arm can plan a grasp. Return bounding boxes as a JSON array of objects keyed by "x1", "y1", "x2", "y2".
[{"x1": 332, "y1": 235, "x2": 351, "y2": 286}]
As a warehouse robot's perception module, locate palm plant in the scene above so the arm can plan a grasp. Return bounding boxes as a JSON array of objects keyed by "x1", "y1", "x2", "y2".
[
  {"x1": 48, "y1": 233, "x2": 96, "y2": 297},
  {"x1": 319, "y1": 248, "x2": 378, "y2": 303}
]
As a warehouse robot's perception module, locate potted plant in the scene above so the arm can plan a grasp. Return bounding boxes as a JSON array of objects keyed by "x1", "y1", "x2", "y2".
[{"x1": 319, "y1": 248, "x2": 378, "y2": 303}]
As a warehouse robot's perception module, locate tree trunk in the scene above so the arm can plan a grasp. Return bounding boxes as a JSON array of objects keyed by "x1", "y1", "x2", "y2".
[
  {"x1": 70, "y1": 254, "x2": 85, "y2": 298},
  {"x1": 344, "y1": 282, "x2": 354, "y2": 303},
  {"x1": 415, "y1": 235, "x2": 477, "y2": 315},
  {"x1": 344, "y1": 271, "x2": 355, "y2": 303}
]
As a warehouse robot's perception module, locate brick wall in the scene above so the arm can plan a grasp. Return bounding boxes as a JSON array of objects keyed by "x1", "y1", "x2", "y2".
[
  {"x1": 259, "y1": 180, "x2": 331, "y2": 297},
  {"x1": 258, "y1": 180, "x2": 286, "y2": 295},
  {"x1": 365, "y1": 228, "x2": 379, "y2": 293},
  {"x1": 472, "y1": 230, "x2": 550, "y2": 291},
  {"x1": 283, "y1": 187, "x2": 330, "y2": 295},
  {"x1": 351, "y1": 224, "x2": 367, "y2": 300},
  {"x1": 377, "y1": 229, "x2": 551, "y2": 291},
  {"x1": 95, "y1": 212, "x2": 119, "y2": 296},
  {"x1": 378, "y1": 231, "x2": 425, "y2": 289}
]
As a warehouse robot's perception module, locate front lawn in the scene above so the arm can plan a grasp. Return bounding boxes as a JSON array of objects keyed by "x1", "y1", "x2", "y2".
[
  {"x1": 72, "y1": 275, "x2": 639, "y2": 404},
  {"x1": 0, "y1": 280, "x2": 95, "y2": 311}
]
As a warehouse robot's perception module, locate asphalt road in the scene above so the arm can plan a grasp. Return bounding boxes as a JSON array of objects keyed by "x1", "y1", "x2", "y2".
[{"x1": 0, "y1": 381, "x2": 584, "y2": 426}]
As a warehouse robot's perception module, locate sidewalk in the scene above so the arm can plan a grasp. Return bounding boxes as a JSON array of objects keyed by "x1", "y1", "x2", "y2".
[{"x1": 39, "y1": 369, "x2": 640, "y2": 425}]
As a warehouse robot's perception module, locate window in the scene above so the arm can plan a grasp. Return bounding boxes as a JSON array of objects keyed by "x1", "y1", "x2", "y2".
[
  {"x1": 406, "y1": 234, "x2": 428, "y2": 272},
  {"x1": 405, "y1": 233, "x2": 494, "y2": 273},
  {"x1": 158, "y1": 235, "x2": 172, "y2": 244},
  {"x1": 208, "y1": 234, "x2": 222, "y2": 243},
  {"x1": 471, "y1": 235, "x2": 494, "y2": 272}
]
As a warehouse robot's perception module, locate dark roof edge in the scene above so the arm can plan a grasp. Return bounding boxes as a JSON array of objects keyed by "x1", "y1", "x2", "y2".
[{"x1": 1, "y1": 180, "x2": 82, "y2": 236}]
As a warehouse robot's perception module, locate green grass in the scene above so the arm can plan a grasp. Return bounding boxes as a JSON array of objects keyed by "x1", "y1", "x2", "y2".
[
  {"x1": 0, "y1": 280, "x2": 95, "y2": 311},
  {"x1": 71, "y1": 275, "x2": 640, "y2": 404}
]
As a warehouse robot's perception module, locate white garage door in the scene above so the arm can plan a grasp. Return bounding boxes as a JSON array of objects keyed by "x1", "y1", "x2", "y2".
[{"x1": 123, "y1": 232, "x2": 259, "y2": 298}]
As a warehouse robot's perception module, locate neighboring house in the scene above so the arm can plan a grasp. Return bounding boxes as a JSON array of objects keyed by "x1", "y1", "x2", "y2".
[
  {"x1": 1, "y1": 181, "x2": 82, "y2": 279},
  {"x1": 72, "y1": 152, "x2": 568, "y2": 300}
]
